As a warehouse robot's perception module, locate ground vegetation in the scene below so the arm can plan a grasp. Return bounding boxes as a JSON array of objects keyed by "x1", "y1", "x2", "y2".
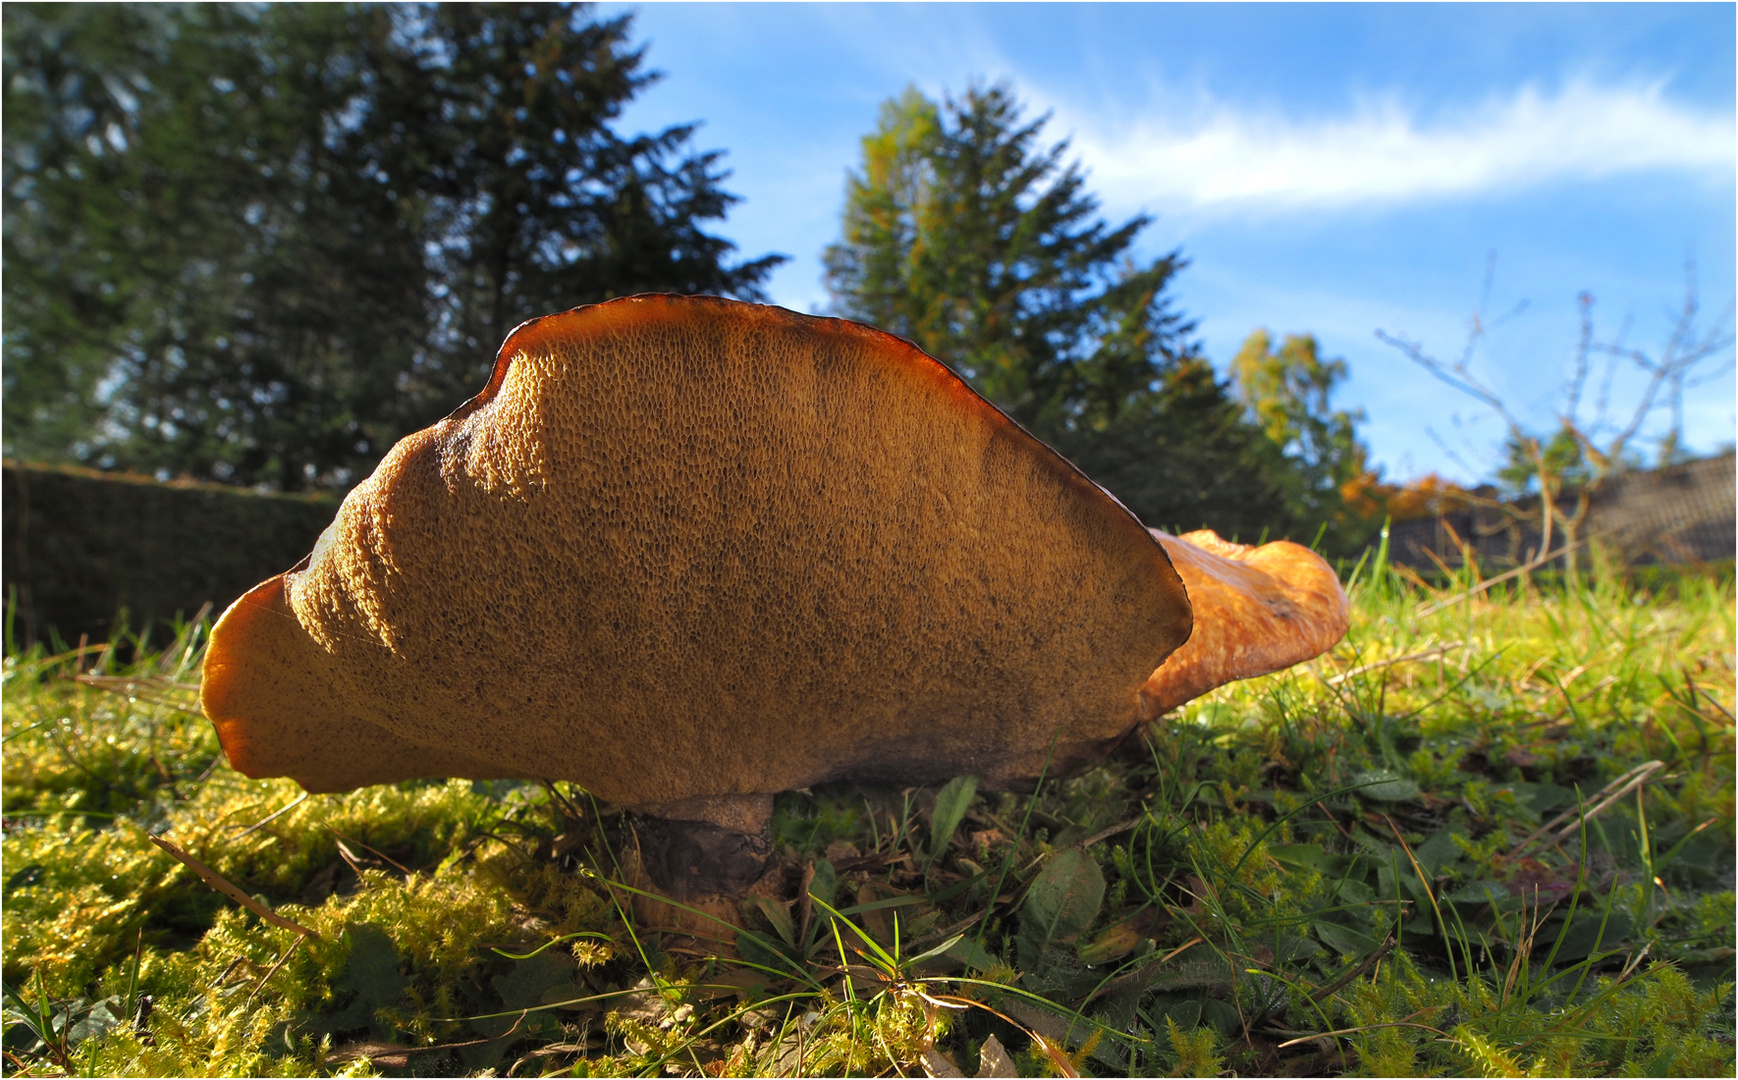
[{"x1": 3, "y1": 550, "x2": 1731, "y2": 1076}]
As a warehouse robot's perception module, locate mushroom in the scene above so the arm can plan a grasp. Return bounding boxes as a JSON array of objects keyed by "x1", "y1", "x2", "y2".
[
  {"x1": 200, "y1": 295, "x2": 1346, "y2": 898},
  {"x1": 1140, "y1": 530, "x2": 1349, "y2": 717}
]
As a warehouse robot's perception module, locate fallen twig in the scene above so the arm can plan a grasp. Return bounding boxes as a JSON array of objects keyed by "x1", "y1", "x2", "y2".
[
  {"x1": 244, "y1": 934, "x2": 307, "y2": 1008},
  {"x1": 149, "y1": 834, "x2": 319, "y2": 940},
  {"x1": 1508, "y1": 760, "x2": 1665, "y2": 858},
  {"x1": 325, "y1": 824, "x2": 413, "y2": 875},
  {"x1": 1278, "y1": 1017, "x2": 1449, "y2": 1050},
  {"x1": 1326, "y1": 642, "x2": 1465, "y2": 686},
  {"x1": 328, "y1": 1025, "x2": 516, "y2": 1069},
  {"x1": 1307, "y1": 936, "x2": 1395, "y2": 1006},
  {"x1": 229, "y1": 793, "x2": 310, "y2": 839},
  {"x1": 1076, "y1": 817, "x2": 1140, "y2": 849}
]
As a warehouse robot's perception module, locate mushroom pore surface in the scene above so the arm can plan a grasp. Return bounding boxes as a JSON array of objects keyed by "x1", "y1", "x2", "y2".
[{"x1": 200, "y1": 295, "x2": 1194, "y2": 814}]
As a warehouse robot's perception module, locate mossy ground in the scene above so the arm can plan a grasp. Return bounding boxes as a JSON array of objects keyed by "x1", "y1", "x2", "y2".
[{"x1": 3, "y1": 553, "x2": 1733, "y2": 1077}]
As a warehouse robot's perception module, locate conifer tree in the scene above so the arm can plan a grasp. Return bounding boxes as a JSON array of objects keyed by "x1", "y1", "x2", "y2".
[
  {"x1": 825, "y1": 84, "x2": 1304, "y2": 539},
  {"x1": 3, "y1": 3, "x2": 782, "y2": 491},
  {"x1": 825, "y1": 85, "x2": 1185, "y2": 431}
]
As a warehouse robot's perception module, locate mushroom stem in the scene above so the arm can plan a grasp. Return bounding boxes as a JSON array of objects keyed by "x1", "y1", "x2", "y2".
[
  {"x1": 629, "y1": 813, "x2": 773, "y2": 903},
  {"x1": 1139, "y1": 530, "x2": 1350, "y2": 717},
  {"x1": 627, "y1": 792, "x2": 775, "y2": 901}
]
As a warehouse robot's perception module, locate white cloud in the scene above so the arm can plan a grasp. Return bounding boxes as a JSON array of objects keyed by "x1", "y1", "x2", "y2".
[{"x1": 1061, "y1": 80, "x2": 1735, "y2": 214}]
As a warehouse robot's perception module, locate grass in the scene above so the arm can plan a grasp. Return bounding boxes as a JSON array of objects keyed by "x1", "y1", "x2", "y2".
[{"x1": 2, "y1": 552, "x2": 1733, "y2": 1077}]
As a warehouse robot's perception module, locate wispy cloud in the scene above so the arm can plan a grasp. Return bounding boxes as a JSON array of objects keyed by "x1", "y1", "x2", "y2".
[{"x1": 1061, "y1": 80, "x2": 1735, "y2": 214}]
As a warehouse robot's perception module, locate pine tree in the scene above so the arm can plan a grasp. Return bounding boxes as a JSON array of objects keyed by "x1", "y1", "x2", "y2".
[
  {"x1": 824, "y1": 85, "x2": 1303, "y2": 538},
  {"x1": 824, "y1": 85, "x2": 1183, "y2": 431},
  {"x1": 3, "y1": 3, "x2": 783, "y2": 491},
  {"x1": 382, "y1": 5, "x2": 784, "y2": 387}
]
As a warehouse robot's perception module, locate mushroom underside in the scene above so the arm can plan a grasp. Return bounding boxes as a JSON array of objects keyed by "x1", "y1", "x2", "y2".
[
  {"x1": 205, "y1": 526, "x2": 1348, "y2": 898},
  {"x1": 199, "y1": 296, "x2": 1350, "y2": 903}
]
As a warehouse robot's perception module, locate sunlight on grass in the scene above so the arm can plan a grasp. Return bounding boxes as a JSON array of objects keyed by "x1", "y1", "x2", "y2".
[{"x1": 3, "y1": 559, "x2": 1732, "y2": 1076}]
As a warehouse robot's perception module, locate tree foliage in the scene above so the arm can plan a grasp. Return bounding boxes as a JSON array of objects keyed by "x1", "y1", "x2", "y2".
[
  {"x1": 824, "y1": 85, "x2": 1344, "y2": 542},
  {"x1": 1230, "y1": 329, "x2": 1374, "y2": 531},
  {"x1": 824, "y1": 86, "x2": 1187, "y2": 433},
  {"x1": 3, "y1": 2, "x2": 782, "y2": 491}
]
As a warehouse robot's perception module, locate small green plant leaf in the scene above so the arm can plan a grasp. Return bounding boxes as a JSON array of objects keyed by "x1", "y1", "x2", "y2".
[
  {"x1": 807, "y1": 858, "x2": 838, "y2": 910},
  {"x1": 1157, "y1": 998, "x2": 1202, "y2": 1032},
  {"x1": 1315, "y1": 920, "x2": 1380, "y2": 957},
  {"x1": 944, "y1": 936, "x2": 1003, "y2": 972},
  {"x1": 65, "y1": 996, "x2": 123, "y2": 1045},
  {"x1": 1555, "y1": 910, "x2": 1635, "y2": 961},
  {"x1": 1078, "y1": 920, "x2": 1142, "y2": 966},
  {"x1": 1354, "y1": 768, "x2": 1420, "y2": 802},
  {"x1": 1443, "y1": 880, "x2": 1509, "y2": 905},
  {"x1": 1021, "y1": 848, "x2": 1105, "y2": 949},
  {"x1": 1147, "y1": 957, "x2": 1233, "y2": 993},
  {"x1": 735, "y1": 929, "x2": 786, "y2": 973},
  {"x1": 902, "y1": 933, "x2": 966, "y2": 968},
  {"x1": 316, "y1": 924, "x2": 408, "y2": 1037},
  {"x1": 748, "y1": 895, "x2": 797, "y2": 947},
  {"x1": 1268, "y1": 843, "x2": 1333, "y2": 871},
  {"x1": 801, "y1": 856, "x2": 839, "y2": 952},
  {"x1": 1199, "y1": 997, "x2": 1241, "y2": 1035},
  {"x1": 486, "y1": 952, "x2": 573, "y2": 1039},
  {"x1": 343, "y1": 926, "x2": 406, "y2": 1010},
  {"x1": 1017, "y1": 847, "x2": 1105, "y2": 986},
  {"x1": 928, "y1": 774, "x2": 979, "y2": 862},
  {"x1": 1507, "y1": 781, "x2": 1574, "y2": 816},
  {"x1": 495, "y1": 953, "x2": 576, "y2": 1010},
  {"x1": 1413, "y1": 827, "x2": 1462, "y2": 877},
  {"x1": 1262, "y1": 932, "x2": 1324, "y2": 965}
]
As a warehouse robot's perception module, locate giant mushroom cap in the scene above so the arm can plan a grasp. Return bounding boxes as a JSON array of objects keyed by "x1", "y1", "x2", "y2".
[{"x1": 200, "y1": 295, "x2": 1196, "y2": 832}]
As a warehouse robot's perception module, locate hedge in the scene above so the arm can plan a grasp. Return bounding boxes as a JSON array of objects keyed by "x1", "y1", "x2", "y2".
[{"x1": 2, "y1": 461, "x2": 338, "y2": 646}]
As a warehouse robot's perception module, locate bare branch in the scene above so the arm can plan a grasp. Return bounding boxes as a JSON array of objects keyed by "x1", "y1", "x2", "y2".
[
  {"x1": 1422, "y1": 425, "x2": 1482, "y2": 479},
  {"x1": 1373, "y1": 258, "x2": 1733, "y2": 586},
  {"x1": 1592, "y1": 263, "x2": 1733, "y2": 462},
  {"x1": 1374, "y1": 329, "x2": 1520, "y2": 430},
  {"x1": 1565, "y1": 291, "x2": 1593, "y2": 421}
]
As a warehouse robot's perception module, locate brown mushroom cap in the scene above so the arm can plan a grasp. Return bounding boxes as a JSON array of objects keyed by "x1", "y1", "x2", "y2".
[
  {"x1": 1139, "y1": 529, "x2": 1349, "y2": 717},
  {"x1": 201, "y1": 295, "x2": 1193, "y2": 816}
]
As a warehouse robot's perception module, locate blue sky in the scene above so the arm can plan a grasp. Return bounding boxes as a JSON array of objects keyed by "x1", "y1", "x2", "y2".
[{"x1": 597, "y1": 2, "x2": 1736, "y2": 484}]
